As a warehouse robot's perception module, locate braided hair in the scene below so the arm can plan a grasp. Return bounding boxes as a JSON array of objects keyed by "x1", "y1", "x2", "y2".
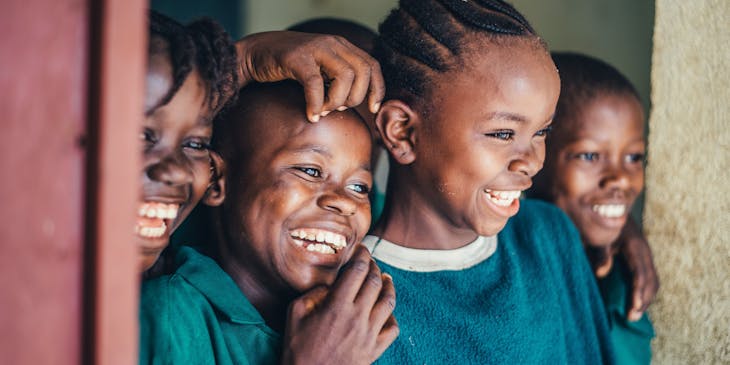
[
  {"x1": 186, "y1": 18, "x2": 240, "y2": 115},
  {"x1": 148, "y1": 11, "x2": 195, "y2": 113},
  {"x1": 374, "y1": 0, "x2": 541, "y2": 104},
  {"x1": 148, "y1": 11, "x2": 239, "y2": 116}
]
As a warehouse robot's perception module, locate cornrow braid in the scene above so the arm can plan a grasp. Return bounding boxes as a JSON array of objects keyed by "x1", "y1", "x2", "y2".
[
  {"x1": 186, "y1": 18, "x2": 240, "y2": 115},
  {"x1": 149, "y1": 11, "x2": 195, "y2": 112},
  {"x1": 374, "y1": 0, "x2": 539, "y2": 102}
]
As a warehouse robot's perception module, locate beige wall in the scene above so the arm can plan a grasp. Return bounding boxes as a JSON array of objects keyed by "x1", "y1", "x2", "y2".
[{"x1": 645, "y1": 1, "x2": 730, "y2": 363}]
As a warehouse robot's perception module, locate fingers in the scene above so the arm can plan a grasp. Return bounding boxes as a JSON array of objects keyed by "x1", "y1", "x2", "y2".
[
  {"x1": 289, "y1": 286, "x2": 329, "y2": 319},
  {"x1": 294, "y1": 64, "x2": 326, "y2": 122},
  {"x1": 369, "y1": 273, "x2": 396, "y2": 329},
  {"x1": 329, "y1": 245, "x2": 374, "y2": 303},
  {"x1": 353, "y1": 260, "x2": 384, "y2": 308},
  {"x1": 373, "y1": 315, "x2": 399, "y2": 361}
]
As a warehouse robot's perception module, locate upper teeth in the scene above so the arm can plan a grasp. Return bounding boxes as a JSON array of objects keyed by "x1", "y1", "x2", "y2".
[
  {"x1": 592, "y1": 204, "x2": 626, "y2": 218},
  {"x1": 138, "y1": 202, "x2": 179, "y2": 219},
  {"x1": 290, "y1": 229, "x2": 347, "y2": 250},
  {"x1": 484, "y1": 189, "x2": 521, "y2": 207}
]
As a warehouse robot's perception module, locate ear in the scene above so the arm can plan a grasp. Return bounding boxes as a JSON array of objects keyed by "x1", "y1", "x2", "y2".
[
  {"x1": 203, "y1": 151, "x2": 226, "y2": 207},
  {"x1": 375, "y1": 99, "x2": 418, "y2": 165}
]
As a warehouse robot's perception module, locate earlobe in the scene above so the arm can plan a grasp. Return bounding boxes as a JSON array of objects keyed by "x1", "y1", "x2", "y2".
[
  {"x1": 203, "y1": 151, "x2": 226, "y2": 207},
  {"x1": 375, "y1": 99, "x2": 418, "y2": 165}
]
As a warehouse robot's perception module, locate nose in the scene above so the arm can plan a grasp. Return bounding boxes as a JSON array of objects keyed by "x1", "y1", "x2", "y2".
[
  {"x1": 599, "y1": 163, "x2": 631, "y2": 190},
  {"x1": 145, "y1": 151, "x2": 194, "y2": 187},
  {"x1": 508, "y1": 143, "x2": 544, "y2": 178},
  {"x1": 317, "y1": 189, "x2": 358, "y2": 217}
]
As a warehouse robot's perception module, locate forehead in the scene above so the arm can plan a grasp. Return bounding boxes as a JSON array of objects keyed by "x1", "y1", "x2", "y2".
[
  {"x1": 567, "y1": 93, "x2": 645, "y2": 140},
  {"x1": 427, "y1": 37, "x2": 559, "y2": 122}
]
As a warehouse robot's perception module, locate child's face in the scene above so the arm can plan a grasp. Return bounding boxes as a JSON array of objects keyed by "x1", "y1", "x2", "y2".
[
  {"x1": 222, "y1": 99, "x2": 372, "y2": 294},
  {"x1": 408, "y1": 39, "x2": 560, "y2": 237},
  {"x1": 550, "y1": 93, "x2": 645, "y2": 247},
  {"x1": 137, "y1": 63, "x2": 215, "y2": 271}
]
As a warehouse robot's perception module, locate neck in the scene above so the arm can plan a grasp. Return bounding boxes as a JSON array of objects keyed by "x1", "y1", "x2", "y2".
[
  {"x1": 372, "y1": 168, "x2": 479, "y2": 249},
  {"x1": 213, "y1": 216, "x2": 295, "y2": 333}
]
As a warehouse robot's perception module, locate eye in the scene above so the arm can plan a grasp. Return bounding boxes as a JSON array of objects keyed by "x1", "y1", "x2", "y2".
[
  {"x1": 296, "y1": 166, "x2": 322, "y2": 178},
  {"x1": 535, "y1": 125, "x2": 553, "y2": 137},
  {"x1": 346, "y1": 183, "x2": 370, "y2": 195},
  {"x1": 485, "y1": 130, "x2": 514, "y2": 141},
  {"x1": 182, "y1": 138, "x2": 211, "y2": 158},
  {"x1": 140, "y1": 128, "x2": 157, "y2": 144},
  {"x1": 575, "y1": 152, "x2": 599, "y2": 161},
  {"x1": 626, "y1": 153, "x2": 645, "y2": 164}
]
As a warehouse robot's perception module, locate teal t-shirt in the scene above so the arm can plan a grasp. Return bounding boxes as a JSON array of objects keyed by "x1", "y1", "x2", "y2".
[
  {"x1": 599, "y1": 259, "x2": 655, "y2": 365},
  {"x1": 364, "y1": 199, "x2": 615, "y2": 364},
  {"x1": 139, "y1": 246, "x2": 280, "y2": 365}
]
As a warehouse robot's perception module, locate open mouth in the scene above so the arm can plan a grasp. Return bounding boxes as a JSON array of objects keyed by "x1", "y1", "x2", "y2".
[
  {"x1": 134, "y1": 202, "x2": 179, "y2": 238},
  {"x1": 591, "y1": 204, "x2": 626, "y2": 218},
  {"x1": 483, "y1": 189, "x2": 521, "y2": 207},
  {"x1": 290, "y1": 228, "x2": 347, "y2": 255}
]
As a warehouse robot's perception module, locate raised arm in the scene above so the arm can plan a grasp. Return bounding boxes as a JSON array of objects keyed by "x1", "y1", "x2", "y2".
[{"x1": 236, "y1": 31, "x2": 385, "y2": 123}]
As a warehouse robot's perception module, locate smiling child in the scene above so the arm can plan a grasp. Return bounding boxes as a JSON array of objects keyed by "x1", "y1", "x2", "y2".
[
  {"x1": 136, "y1": 12, "x2": 236, "y2": 272},
  {"x1": 531, "y1": 52, "x2": 655, "y2": 365},
  {"x1": 364, "y1": 0, "x2": 614, "y2": 363},
  {"x1": 139, "y1": 80, "x2": 398, "y2": 364}
]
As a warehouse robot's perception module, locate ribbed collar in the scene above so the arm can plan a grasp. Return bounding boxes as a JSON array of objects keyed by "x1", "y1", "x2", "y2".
[{"x1": 362, "y1": 234, "x2": 498, "y2": 272}]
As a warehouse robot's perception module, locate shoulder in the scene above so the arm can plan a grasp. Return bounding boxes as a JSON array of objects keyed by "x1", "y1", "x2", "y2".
[{"x1": 507, "y1": 199, "x2": 579, "y2": 241}]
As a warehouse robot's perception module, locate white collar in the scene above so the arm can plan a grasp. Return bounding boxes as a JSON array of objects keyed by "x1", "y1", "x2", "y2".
[{"x1": 362, "y1": 234, "x2": 498, "y2": 272}]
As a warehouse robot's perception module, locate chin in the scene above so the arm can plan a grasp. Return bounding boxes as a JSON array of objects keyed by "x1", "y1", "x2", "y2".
[{"x1": 473, "y1": 219, "x2": 509, "y2": 238}]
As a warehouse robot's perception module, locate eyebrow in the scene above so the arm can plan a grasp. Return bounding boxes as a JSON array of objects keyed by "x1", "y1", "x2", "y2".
[
  {"x1": 485, "y1": 112, "x2": 555, "y2": 124},
  {"x1": 290, "y1": 144, "x2": 372, "y2": 172}
]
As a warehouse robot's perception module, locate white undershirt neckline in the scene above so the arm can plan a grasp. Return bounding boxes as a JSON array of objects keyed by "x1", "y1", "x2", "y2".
[{"x1": 361, "y1": 234, "x2": 498, "y2": 272}]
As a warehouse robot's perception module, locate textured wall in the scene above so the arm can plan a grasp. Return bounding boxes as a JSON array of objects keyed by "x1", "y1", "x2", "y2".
[{"x1": 645, "y1": 1, "x2": 730, "y2": 364}]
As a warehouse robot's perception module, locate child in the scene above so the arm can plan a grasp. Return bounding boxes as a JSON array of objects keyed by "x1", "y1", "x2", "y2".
[
  {"x1": 287, "y1": 17, "x2": 390, "y2": 224},
  {"x1": 531, "y1": 52, "x2": 655, "y2": 365},
  {"x1": 138, "y1": 11, "x2": 389, "y2": 272},
  {"x1": 137, "y1": 12, "x2": 237, "y2": 272},
  {"x1": 365, "y1": 0, "x2": 614, "y2": 363},
  {"x1": 139, "y1": 81, "x2": 398, "y2": 364}
]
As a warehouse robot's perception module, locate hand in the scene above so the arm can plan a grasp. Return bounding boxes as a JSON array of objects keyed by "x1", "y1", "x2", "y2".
[
  {"x1": 618, "y1": 218, "x2": 659, "y2": 322},
  {"x1": 281, "y1": 245, "x2": 399, "y2": 365},
  {"x1": 585, "y1": 244, "x2": 617, "y2": 279},
  {"x1": 236, "y1": 31, "x2": 385, "y2": 122}
]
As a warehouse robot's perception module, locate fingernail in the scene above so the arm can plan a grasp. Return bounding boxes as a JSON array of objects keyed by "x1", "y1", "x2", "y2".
[
  {"x1": 628, "y1": 311, "x2": 642, "y2": 322},
  {"x1": 321, "y1": 110, "x2": 330, "y2": 117},
  {"x1": 382, "y1": 273, "x2": 393, "y2": 281},
  {"x1": 310, "y1": 114, "x2": 320, "y2": 122},
  {"x1": 371, "y1": 102, "x2": 381, "y2": 113},
  {"x1": 337, "y1": 106, "x2": 347, "y2": 111}
]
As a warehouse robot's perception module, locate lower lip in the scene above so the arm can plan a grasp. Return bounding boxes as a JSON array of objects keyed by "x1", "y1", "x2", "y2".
[{"x1": 482, "y1": 193, "x2": 521, "y2": 218}]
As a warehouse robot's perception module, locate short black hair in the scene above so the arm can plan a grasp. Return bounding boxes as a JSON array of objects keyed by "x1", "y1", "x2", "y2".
[
  {"x1": 551, "y1": 51, "x2": 640, "y2": 130},
  {"x1": 287, "y1": 17, "x2": 377, "y2": 54},
  {"x1": 373, "y1": 0, "x2": 541, "y2": 104},
  {"x1": 148, "y1": 11, "x2": 239, "y2": 115}
]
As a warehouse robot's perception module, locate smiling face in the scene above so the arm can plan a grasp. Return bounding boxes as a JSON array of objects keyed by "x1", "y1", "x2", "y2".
[
  {"x1": 549, "y1": 93, "x2": 645, "y2": 247},
  {"x1": 218, "y1": 83, "x2": 372, "y2": 295},
  {"x1": 400, "y1": 38, "x2": 560, "y2": 239},
  {"x1": 137, "y1": 54, "x2": 218, "y2": 271}
]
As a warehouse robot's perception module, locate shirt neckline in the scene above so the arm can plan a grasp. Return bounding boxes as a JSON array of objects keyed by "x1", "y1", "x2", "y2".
[{"x1": 362, "y1": 234, "x2": 498, "y2": 272}]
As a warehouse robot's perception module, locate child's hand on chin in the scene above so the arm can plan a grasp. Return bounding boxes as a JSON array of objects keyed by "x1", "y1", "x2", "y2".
[{"x1": 280, "y1": 245, "x2": 399, "y2": 365}]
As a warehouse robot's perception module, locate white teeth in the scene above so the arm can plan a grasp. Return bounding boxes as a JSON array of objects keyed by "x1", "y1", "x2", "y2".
[
  {"x1": 137, "y1": 202, "x2": 180, "y2": 220},
  {"x1": 592, "y1": 204, "x2": 626, "y2": 218},
  {"x1": 306, "y1": 243, "x2": 336, "y2": 254},
  {"x1": 135, "y1": 220, "x2": 167, "y2": 238},
  {"x1": 484, "y1": 189, "x2": 521, "y2": 207},
  {"x1": 290, "y1": 228, "x2": 348, "y2": 253}
]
